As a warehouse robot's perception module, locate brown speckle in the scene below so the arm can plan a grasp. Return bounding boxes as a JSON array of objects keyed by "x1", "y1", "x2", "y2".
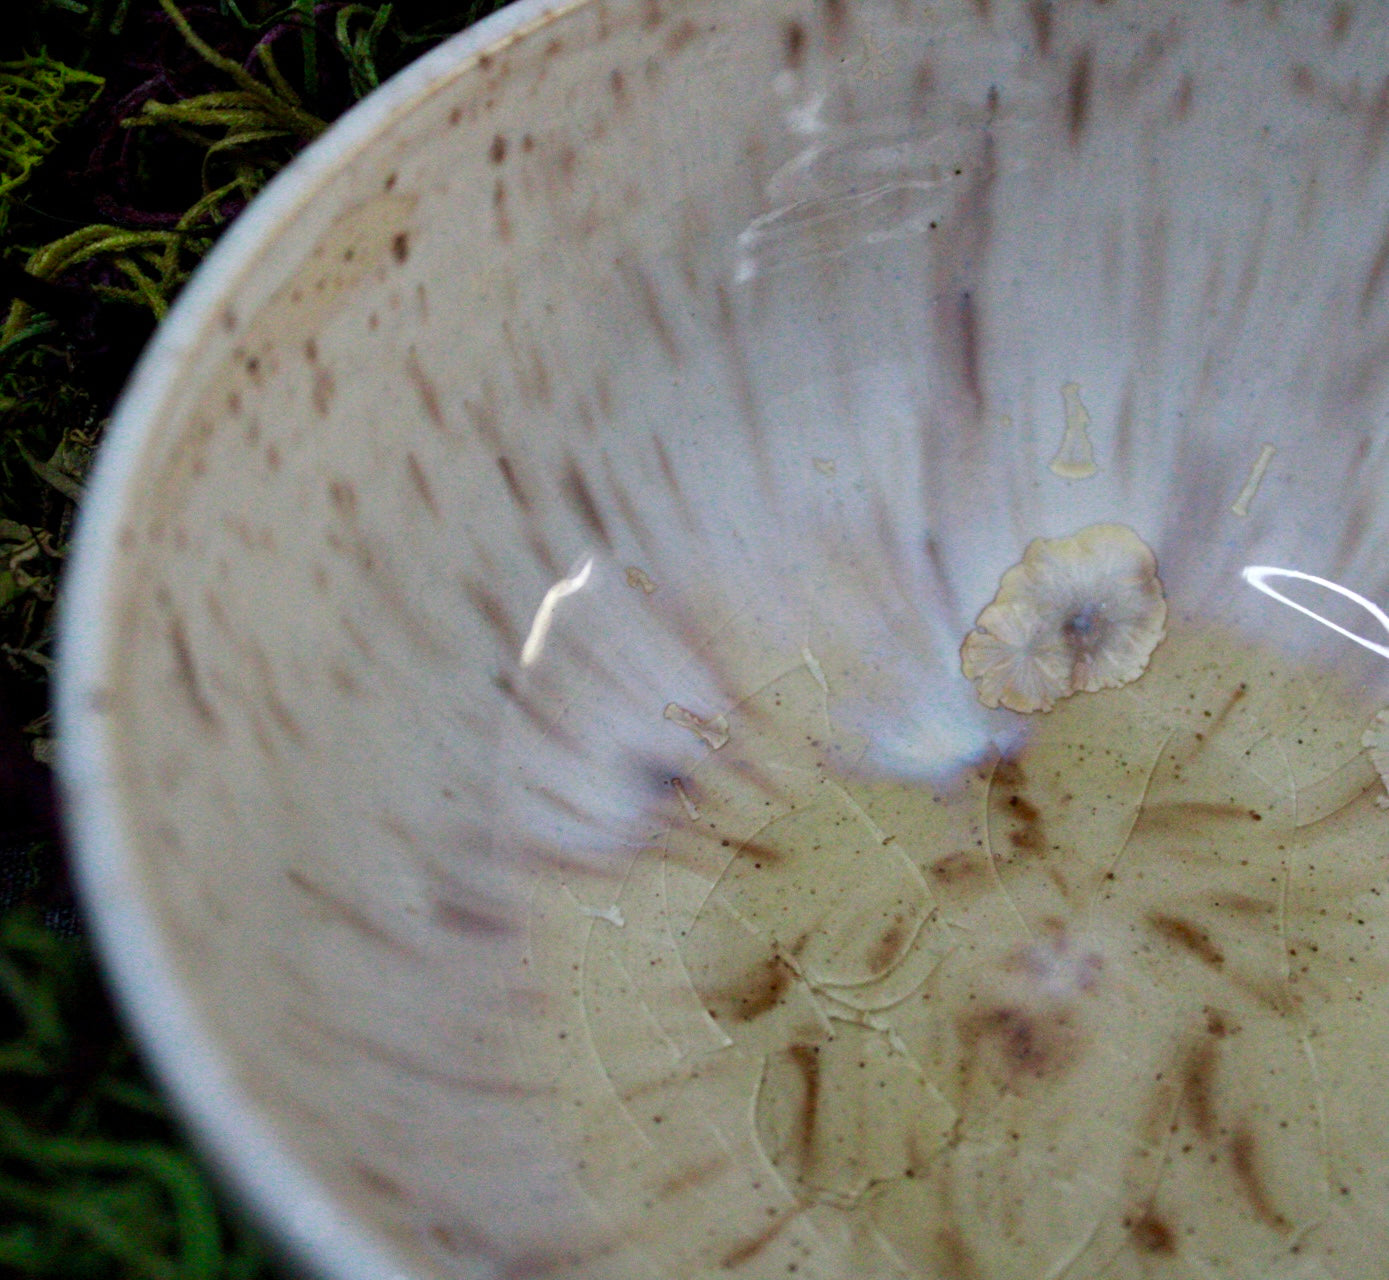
[
  {"x1": 609, "y1": 67, "x2": 626, "y2": 100},
  {"x1": 488, "y1": 133, "x2": 507, "y2": 164},
  {"x1": 1329, "y1": 1, "x2": 1352, "y2": 41},
  {"x1": 391, "y1": 231, "x2": 410, "y2": 264},
  {"x1": 1066, "y1": 48, "x2": 1092, "y2": 144},
  {"x1": 448, "y1": 104, "x2": 464, "y2": 127}
]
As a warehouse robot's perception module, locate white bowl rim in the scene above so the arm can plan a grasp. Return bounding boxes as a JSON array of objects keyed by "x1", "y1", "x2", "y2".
[{"x1": 54, "y1": 3, "x2": 581, "y2": 1277}]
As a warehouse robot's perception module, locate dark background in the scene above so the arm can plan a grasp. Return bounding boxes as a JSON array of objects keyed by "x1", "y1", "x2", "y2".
[{"x1": 0, "y1": 2, "x2": 506, "y2": 1274}]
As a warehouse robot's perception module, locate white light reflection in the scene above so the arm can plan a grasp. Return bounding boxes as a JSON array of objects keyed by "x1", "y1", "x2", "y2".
[
  {"x1": 520, "y1": 556, "x2": 594, "y2": 668},
  {"x1": 1241, "y1": 565, "x2": 1389, "y2": 661}
]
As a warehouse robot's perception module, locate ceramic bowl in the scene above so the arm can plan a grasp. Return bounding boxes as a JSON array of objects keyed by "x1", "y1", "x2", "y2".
[{"x1": 57, "y1": 1, "x2": 1389, "y2": 1277}]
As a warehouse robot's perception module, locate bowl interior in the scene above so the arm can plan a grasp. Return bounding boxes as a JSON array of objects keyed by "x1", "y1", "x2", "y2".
[{"x1": 59, "y1": 1, "x2": 1389, "y2": 1277}]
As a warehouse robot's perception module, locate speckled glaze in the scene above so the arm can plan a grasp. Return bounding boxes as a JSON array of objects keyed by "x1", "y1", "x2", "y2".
[{"x1": 56, "y1": 2, "x2": 1389, "y2": 1278}]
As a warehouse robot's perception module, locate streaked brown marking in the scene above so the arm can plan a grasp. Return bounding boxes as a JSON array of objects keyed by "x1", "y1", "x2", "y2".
[
  {"x1": 931, "y1": 850, "x2": 985, "y2": 885},
  {"x1": 287, "y1": 868, "x2": 420, "y2": 959},
  {"x1": 168, "y1": 617, "x2": 220, "y2": 729},
  {"x1": 937, "y1": 1225, "x2": 983, "y2": 1280},
  {"x1": 961, "y1": 1004, "x2": 1077, "y2": 1080},
  {"x1": 328, "y1": 478, "x2": 357, "y2": 514},
  {"x1": 616, "y1": 255, "x2": 680, "y2": 364},
  {"x1": 391, "y1": 230, "x2": 410, "y2": 263},
  {"x1": 249, "y1": 646, "x2": 307, "y2": 745},
  {"x1": 351, "y1": 1161, "x2": 405, "y2": 1200},
  {"x1": 653, "y1": 436, "x2": 698, "y2": 531},
  {"x1": 496, "y1": 454, "x2": 529, "y2": 508},
  {"x1": 957, "y1": 290, "x2": 983, "y2": 406},
  {"x1": 1329, "y1": 1, "x2": 1352, "y2": 40},
  {"x1": 867, "y1": 920, "x2": 906, "y2": 974},
  {"x1": 1128, "y1": 1210, "x2": 1177, "y2": 1255},
  {"x1": 492, "y1": 178, "x2": 510, "y2": 241},
  {"x1": 1359, "y1": 217, "x2": 1389, "y2": 317},
  {"x1": 657, "y1": 1153, "x2": 729, "y2": 1198},
  {"x1": 561, "y1": 460, "x2": 611, "y2": 545},
  {"x1": 493, "y1": 673, "x2": 582, "y2": 751},
  {"x1": 664, "y1": 18, "x2": 698, "y2": 53},
  {"x1": 788, "y1": 1042, "x2": 821, "y2": 1160},
  {"x1": 1229, "y1": 1127, "x2": 1288, "y2": 1231},
  {"x1": 720, "y1": 1211, "x2": 795, "y2": 1270},
  {"x1": 405, "y1": 347, "x2": 447, "y2": 431},
  {"x1": 1027, "y1": 0, "x2": 1052, "y2": 54},
  {"x1": 462, "y1": 579, "x2": 519, "y2": 647},
  {"x1": 1171, "y1": 72, "x2": 1194, "y2": 121},
  {"x1": 488, "y1": 133, "x2": 506, "y2": 163},
  {"x1": 1181, "y1": 1037, "x2": 1219, "y2": 1138},
  {"x1": 715, "y1": 954, "x2": 793, "y2": 1022},
  {"x1": 821, "y1": 0, "x2": 848, "y2": 39},
  {"x1": 784, "y1": 20, "x2": 806, "y2": 67},
  {"x1": 1150, "y1": 913, "x2": 1225, "y2": 969},
  {"x1": 432, "y1": 895, "x2": 515, "y2": 938},
  {"x1": 1066, "y1": 48, "x2": 1092, "y2": 144},
  {"x1": 297, "y1": 1013, "x2": 539, "y2": 1097},
  {"x1": 736, "y1": 838, "x2": 784, "y2": 866},
  {"x1": 406, "y1": 452, "x2": 441, "y2": 518}
]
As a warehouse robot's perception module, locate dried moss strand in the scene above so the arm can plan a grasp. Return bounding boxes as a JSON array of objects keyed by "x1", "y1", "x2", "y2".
[{"x1": 153, "y1": 0, "x2": 326, "y2": 141}]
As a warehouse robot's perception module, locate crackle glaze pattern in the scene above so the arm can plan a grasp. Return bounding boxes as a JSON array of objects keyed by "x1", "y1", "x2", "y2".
[{"x1": 57, "y1": 1, "x2": 1389, "y2": 1279}]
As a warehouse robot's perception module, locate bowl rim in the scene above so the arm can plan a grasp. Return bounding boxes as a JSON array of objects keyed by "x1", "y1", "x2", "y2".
[{"x1": 54, "y1": 3, "x2": 580, "y2": 1276}]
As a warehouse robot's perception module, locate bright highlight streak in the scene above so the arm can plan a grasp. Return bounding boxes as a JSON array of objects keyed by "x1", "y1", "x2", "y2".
[
  {"x1": 1241, "y1": 565, "x2": 1389, "y2": 661},
  {"x1": 520, "y1": 556, "x2": 594, "y2": 667}
]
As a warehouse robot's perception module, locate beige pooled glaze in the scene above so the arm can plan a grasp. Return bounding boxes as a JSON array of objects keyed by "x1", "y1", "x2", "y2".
[{"x1": 56, "y1": 2, "x2": 1389, "y2": 1278}]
